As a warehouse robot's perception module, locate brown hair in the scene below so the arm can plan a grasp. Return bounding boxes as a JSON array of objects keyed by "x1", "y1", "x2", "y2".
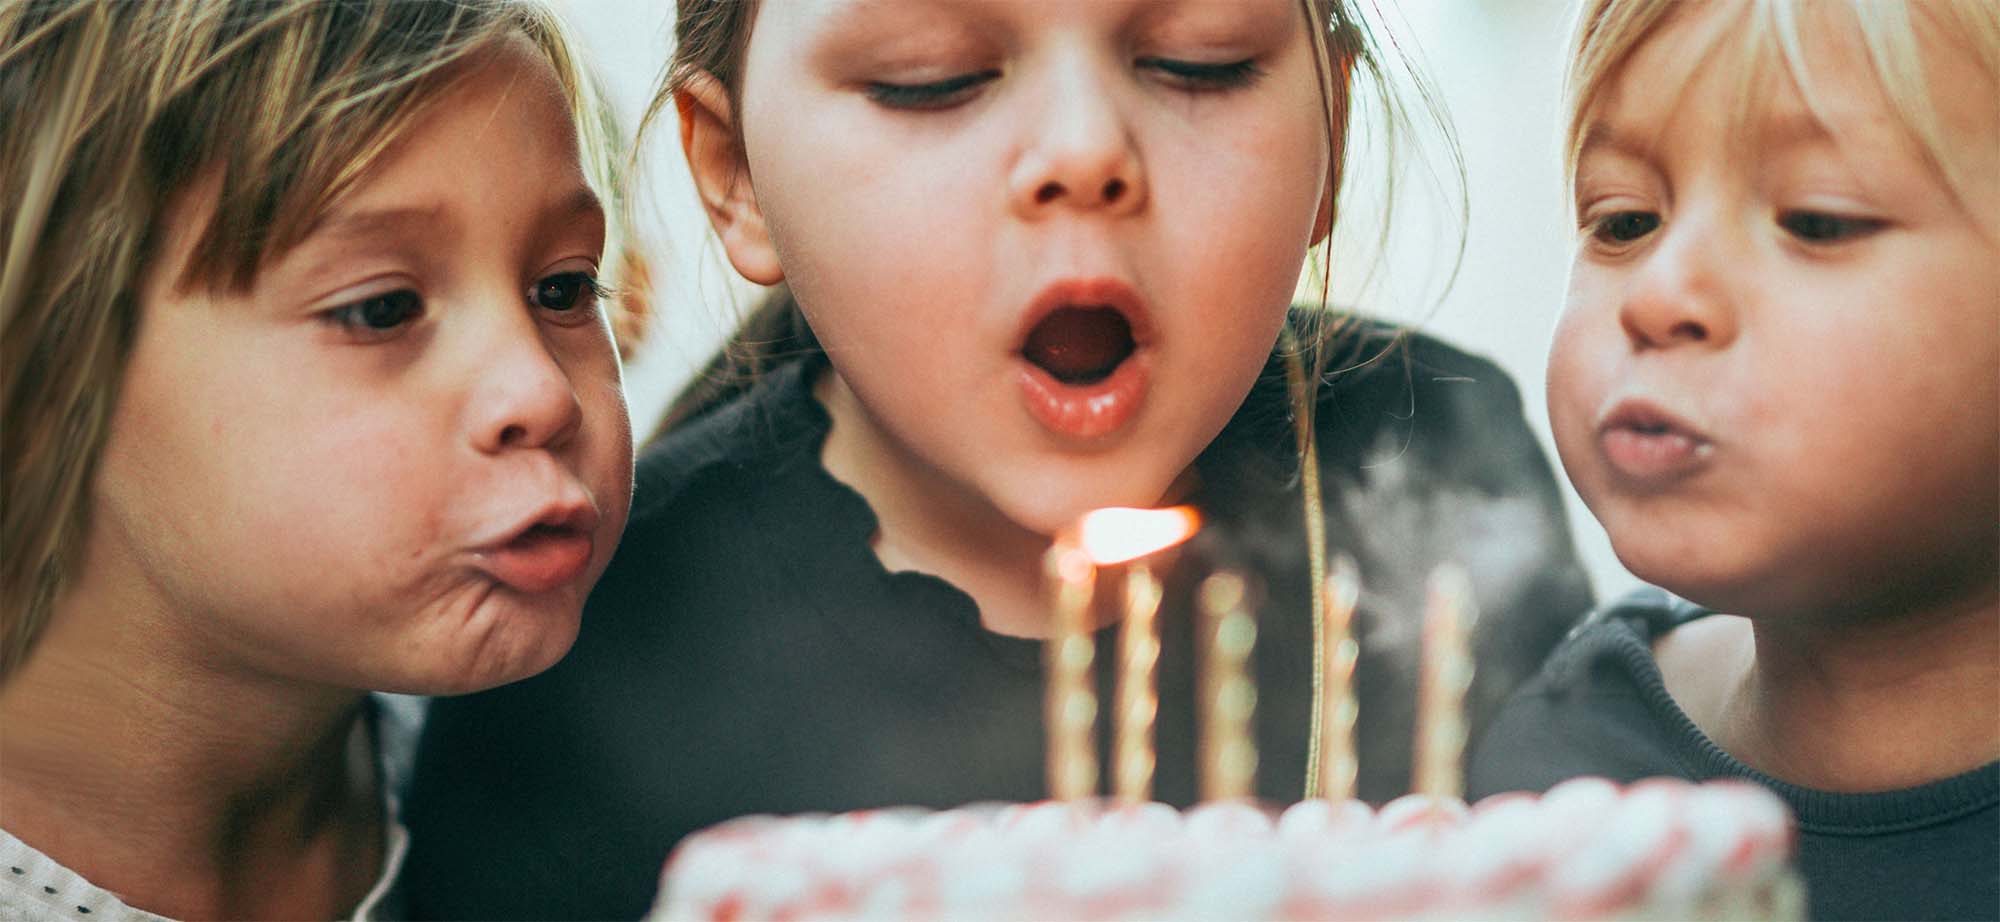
[
  {"x1": 0, "y1": 0, "x2": 625, "y2": 680},
  {"x1": 644, "y1": 1, "x2": 1458, "y2": 799}
]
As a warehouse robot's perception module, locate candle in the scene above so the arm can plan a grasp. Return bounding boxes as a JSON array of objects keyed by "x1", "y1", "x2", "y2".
[
  {"x1": 1112, "y1": 563, "x2": 1163, "y2": 803},
  {"x1": 1316, "y1": 553, "x2": 1362, "y2": 802},
  {"x1": 1046, "y1": 506, "x2": 1200, "y2": 803},
  {"x1": 1412, "y1": 563, "x2": 1476, "y2": 800},
  {"x1": 1198, "y1": 571, "x2": 1258, "y2": 802},
  {"x1": 1043, "y1": 540, "x2": 1099, "y2": 802}
]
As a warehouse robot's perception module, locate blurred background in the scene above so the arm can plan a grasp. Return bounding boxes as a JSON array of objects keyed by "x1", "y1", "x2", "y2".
[{"x1": 550, "y1": 0, "x2": 1642, "y2": 603}]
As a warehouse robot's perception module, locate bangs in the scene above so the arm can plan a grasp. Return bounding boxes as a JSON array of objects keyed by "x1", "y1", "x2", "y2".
[
  {"x1": 1568, "y1": 0, "x2": 1999, "y2": 216},
  {"x1": 167, "y1": 1, "x2": 620, "y2": 294}
]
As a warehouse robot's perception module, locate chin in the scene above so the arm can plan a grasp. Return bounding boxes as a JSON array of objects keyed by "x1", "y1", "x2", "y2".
[
  {"x1": 994, "y1": 470, "x2": 1182, "y2": 539},
  {"x1": 405, "y1": 597, "x2": 583, "y2": 696}
]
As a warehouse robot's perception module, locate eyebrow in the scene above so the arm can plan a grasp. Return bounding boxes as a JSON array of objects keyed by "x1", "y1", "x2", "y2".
[
  {"x1": 1755, "y1": 104, "x2": 1840, "y2": 152},
  {"x1": 1575, "y1": 119, "x2": 1656, "y2": 165},
  {"x1": 303, "y1": 203, "x2": 458, "y2": 250},
  {"x1": 540, "y1": 186, "x2": 606, "y2": 232}
]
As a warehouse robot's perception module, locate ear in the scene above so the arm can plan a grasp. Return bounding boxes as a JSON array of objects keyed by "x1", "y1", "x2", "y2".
[
  {"x1": 1310, "y1": 183, "x2": 1335, "y2": 247},
  {"x1": 678, "y1": 72, "x2": 784, "y2": 286},
  {"x1": 1309, "y1": 53, "x2": 1356, "y2": 248}
]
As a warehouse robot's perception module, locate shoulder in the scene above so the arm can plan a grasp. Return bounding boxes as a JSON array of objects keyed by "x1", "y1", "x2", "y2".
[
  {"x1": 1467, "y1": 587, "x2": 1709, "y2": 796},
  {"x1": 626, "y1": 356, "x2": 827, "y2": 531},
  {"x1": 1310, "y1": 318, "x2": 1532, "y2": 478}
]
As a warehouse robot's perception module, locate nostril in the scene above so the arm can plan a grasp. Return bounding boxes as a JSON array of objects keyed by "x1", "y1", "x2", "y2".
[
  {"x1": 1670, "y1": 321, "x2": 1708, "y2": 342},
  {"x1": 498, "y1": 423, "x2": 527, "y2": 447},
  {"x1": 1102, "y1": 178, "x2": 1125, "y2": 202},
  {"x1": 1035, "y1": 181, "x2": 1063, "y2": 205}
]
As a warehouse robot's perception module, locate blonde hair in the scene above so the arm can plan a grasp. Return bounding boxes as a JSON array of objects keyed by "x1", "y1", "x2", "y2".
[
  {"x1": 0, "y1": 0, "x2": 625, "y2": 681},
  {"x1": 1565, "y1": 0, "x2": 2000, "y2": 219}
]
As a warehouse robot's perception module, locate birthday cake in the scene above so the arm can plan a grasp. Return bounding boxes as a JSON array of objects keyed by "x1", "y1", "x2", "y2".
[
  {"x1": 650, "y1": 514, "x2": 1802, "y2": 920},
  {"x1": 649, "y1": 777, "x2": 1803, "y2": 921}
]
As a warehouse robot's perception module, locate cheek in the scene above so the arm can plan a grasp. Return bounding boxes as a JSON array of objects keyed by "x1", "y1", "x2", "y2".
[
  {"x1": 571, "y1": 348, "x2": 636, "y2": 516},
  {"x1": 1544, "y1": 298, "x2": 1612, "y2": 471},
  {"x1": 240, "y1": 405, "x2": 455, "y2": 569}
]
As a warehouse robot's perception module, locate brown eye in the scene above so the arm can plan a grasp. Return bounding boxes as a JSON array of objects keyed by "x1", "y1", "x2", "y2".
[
  {"x1": 324, "y1": 290, "x2": 423, "y2": 338},
  {"x1": 531, "y1": 272, "x2": 603, "y2": 312},
  {"x1": 1591, "y1": 211, "x2": 1659, "y2": 244}
]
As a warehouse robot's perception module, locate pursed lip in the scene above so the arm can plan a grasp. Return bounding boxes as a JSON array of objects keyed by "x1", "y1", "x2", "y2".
[
  {"x1": 1012, "y1": 277, "x2": 1155, "y2": 442},
  {"x1": 474, "y1": 496, "x2": 600, "y2": 594},
  {"x1": 1594, "y1": 397, "x2": 1716, "y2": 486}
]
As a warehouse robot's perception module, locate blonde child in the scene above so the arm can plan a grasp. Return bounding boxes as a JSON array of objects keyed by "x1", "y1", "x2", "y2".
[
  {"x1": 1468, "y1": 0, "x2": 1999, "y2": 918},
  {"x1": 406, "y1": 2, "x2": 1593, "y2": 916},
  {"x1": 0, "y1": 1, "x2": 634, "y2": 917}
]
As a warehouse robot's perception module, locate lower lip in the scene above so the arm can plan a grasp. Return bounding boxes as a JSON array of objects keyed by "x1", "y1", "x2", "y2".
[
  {"x1": 1016, "y1": 352, "x2": 1151, "y2": 441},
  {"x1": 1599, "y1": 427, "x2": 1713, "y2": 483},
  {"x1": 481, "y1": 529, "x2": 593, "y2": 594}
]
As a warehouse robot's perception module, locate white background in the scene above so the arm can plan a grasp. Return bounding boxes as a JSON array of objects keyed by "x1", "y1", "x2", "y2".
[{"x1": 552, "y1": 0, "x2": 1643, "y2": 602}]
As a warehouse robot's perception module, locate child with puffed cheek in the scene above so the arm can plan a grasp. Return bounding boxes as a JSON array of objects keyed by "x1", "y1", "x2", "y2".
[
  {"x1": 1468, "y1": 1, "x2": 1999, "y2": 918},
  {"x1": 0, "y1": 1, "x2": 634, "y2": 918},
  {"x1": 403, "y1": 0, "x2": 1596, "y2": 917}
]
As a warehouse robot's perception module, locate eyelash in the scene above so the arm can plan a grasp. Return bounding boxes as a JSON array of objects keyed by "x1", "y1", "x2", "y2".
[
  {"x1": 1581, "y1": 209, "x2": 1888, "y2": 251},
  {"x1": 1778, "y1": 210, "x2": 1886, "y2": 244},
  {"x1": 865, "y1": 70, "x2": 999, "y2": 110},
  {"x1": 1139, "y1": 57, "x2": 1264, "y2": 91},
  {"x1": 1583, "y1": 210, "x2": 1660, "y2": 248},
  {"x1": 863, "y1": 58, "x2": 1263, "y2": 111},
  {"x1": 320, "y1": 271, "x2": 609, "y2": 341}
]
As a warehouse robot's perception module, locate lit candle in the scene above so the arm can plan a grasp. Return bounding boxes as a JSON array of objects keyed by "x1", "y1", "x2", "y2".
[
  {"x1": 1046, "y1": 506, "x2": 1200, "y2": 804},
  {"x1": 1043, "y1": 540, "x2": 1099, "y2": 802},
  {"x1": 1198, "y1": 571, "x2": 1258, "y2": 802},
  {"x1": 1412, "y1": 563, "x2": 1476, "y2": 800},
  {"x1": 1316, "y1": 553, "x2": 1362, "y2": 802},
  {"x1": 1113, "y1": 563, "x2": 1163, "y2": 804}
]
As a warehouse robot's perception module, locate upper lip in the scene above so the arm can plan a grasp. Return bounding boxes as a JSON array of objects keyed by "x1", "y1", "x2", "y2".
[
  {"x1": 485, "y1": 495, "x2": 599, "y2": 548},
  {"x1": 1013, "y1": 277, "x2": 1156, "y2": 353},
  {"x1": 1596, "y1": 397, "x2": 1710, "y2": 442}
]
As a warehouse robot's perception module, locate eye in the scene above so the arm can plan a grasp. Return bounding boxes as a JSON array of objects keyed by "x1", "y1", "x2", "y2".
[
  {"x1": 1779, "y1": 210, "x2": 1885, "y2": 244},
  {"x1": 1588, "y1": 211, "x2": 1661, "y2": 245},
  {"x1": 531, "y1": 271, "x2": 609, "y2": 314},
  {"x1": 322, "y1": 289, "x2": 423, "y2": 340},
  {"x1": 1139, "y1": 58, "x2": 1263, "y2": 92},
  {"x1": 865, "y1": 70, "x2": 999, "y2": 111}
]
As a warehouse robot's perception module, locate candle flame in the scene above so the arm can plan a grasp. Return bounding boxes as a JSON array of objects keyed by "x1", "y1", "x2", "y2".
[{"x1": 1076, "y1": 506, "x2": 1201, "y2": 565}]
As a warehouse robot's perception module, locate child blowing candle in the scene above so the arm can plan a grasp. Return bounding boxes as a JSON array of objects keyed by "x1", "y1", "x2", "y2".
[
  {"x1": 0, "y1": 1, "x2": 634, "y2": 918},
  {"x1": 404, "y1": 1, "x2": 1594, "y2": 917},
  {"x1": 1470, "y1": 1, "x2": 1999, "y2": 918}
]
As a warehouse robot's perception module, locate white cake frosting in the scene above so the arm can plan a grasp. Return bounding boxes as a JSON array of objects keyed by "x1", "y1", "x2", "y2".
[{"x1": 650, "y1": 777, "x2": 1804, "y2": 921}]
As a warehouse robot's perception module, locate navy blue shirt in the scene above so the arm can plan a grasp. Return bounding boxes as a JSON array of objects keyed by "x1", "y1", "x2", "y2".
[
  {"x1": 1471, "y1": 589, "x2": 2000, "y2": 921},
  {"x1": 405, "y1": 322, "x2": 1594, "y2": 919}
]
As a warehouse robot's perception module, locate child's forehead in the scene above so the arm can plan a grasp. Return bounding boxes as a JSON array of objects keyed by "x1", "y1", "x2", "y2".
[{"x1": 1590, "y1": 3, "x2": 1924, "y2": 163}]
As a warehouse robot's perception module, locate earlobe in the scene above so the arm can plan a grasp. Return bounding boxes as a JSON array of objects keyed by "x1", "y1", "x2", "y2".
[
  {"x1": 1310, "y1": 53, "x2": 1356, "y2": 248},
  {"x1": 1311, "y1": 186, "x2": 1335, "y2": 247},
  {"x1": 678, "y1": 73, "x2": 784, "y2": 286}
]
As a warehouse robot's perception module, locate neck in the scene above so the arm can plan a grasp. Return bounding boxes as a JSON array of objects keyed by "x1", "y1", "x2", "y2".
[
  {"x1": 0, "y1": 566, "x2": 383, "y2": 919},
  {"x1": 1678, "y1": 584, "x2": 2000, "y2": 792},
  {"x1": 818, "y1": 370, "x2": 1125, "y2": 638}
]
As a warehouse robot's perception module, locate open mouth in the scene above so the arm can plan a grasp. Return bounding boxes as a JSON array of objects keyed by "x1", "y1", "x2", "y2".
[
  {"x1": 1021, "y1": 306, "x2": 1137, "y2": 385},
  {"x1": 1013, "y1": 288, "x2": 1153, "y2": 442}
]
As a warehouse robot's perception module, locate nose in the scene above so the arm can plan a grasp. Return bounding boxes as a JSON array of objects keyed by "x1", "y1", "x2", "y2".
[
  {"x1": 470, "y1": 311, "x2": 583, "y2": 455},
  {"x1": 1618, "y1": 221, "x2": 1739, "y2": 352},
  {"x1": 1008, "y1": 58, "x2": 1146, "y2": 218}
]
